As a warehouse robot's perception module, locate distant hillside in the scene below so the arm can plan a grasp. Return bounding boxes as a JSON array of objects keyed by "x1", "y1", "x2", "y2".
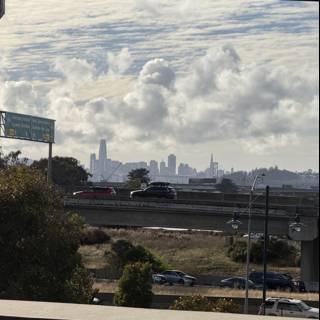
[{"x1": 224, "y1": 167, "x2": 319, "y2": 188}]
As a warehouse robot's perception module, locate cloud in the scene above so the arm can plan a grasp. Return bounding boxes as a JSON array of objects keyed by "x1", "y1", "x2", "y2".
[
  {"x1": 0, "y1": 45, "x2": 318, "y2": 160},
  {"x1": 107, "y1": 48, "x2": 133, "y2": 76}
]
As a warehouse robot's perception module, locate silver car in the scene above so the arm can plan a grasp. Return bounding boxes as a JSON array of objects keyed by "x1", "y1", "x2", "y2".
[{"x1": 152, "y1": 270, "x2": 196, "y2": 286}]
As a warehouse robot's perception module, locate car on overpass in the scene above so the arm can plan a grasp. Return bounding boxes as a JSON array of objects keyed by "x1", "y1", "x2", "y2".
[
  {"x1": 152, "y1": 270, "x2": 196, "y2": 286},
  {"x1": 73, "y1": 186, "x2": 116, "y2": 199},
  {"x1": 130, "y1": 186, "x2": 177, "y2": 200},
  {"x1": 219, "y1": 277, "x2": 256, "y2": 289},
  {"x1": 148, "y1": 181, "x2": 171, "y2": 187},
  {"x1": 259, "y1": 297, "x2": 319, "y2": 318}
]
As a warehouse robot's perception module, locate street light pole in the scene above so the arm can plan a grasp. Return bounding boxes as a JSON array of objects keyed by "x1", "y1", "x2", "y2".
[
  {"x1": 262, "y1": 185, "x2": 270, "y2": 315},
  {"x1": 244, "y1": 174, "x2": 263, "y2": 314},
  {"x1": 244, "y1": 188, "x2": 253, "y2": 314}
]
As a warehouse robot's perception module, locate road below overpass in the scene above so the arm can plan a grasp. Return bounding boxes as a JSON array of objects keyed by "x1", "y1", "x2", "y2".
[{"x1": 64, "y1": 195, "x2": 319, "y2": 283}]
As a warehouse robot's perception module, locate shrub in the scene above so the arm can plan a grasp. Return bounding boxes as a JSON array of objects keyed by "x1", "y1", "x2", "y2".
[
  {"x1": 213, "y1": 298, "x2": 241, "y2": 313},
  {"x1": 80, "y1": 228, "x2": 110, "y2": 245},
  {"x1": 114, "y1": 262, "x2": 153, "y2": 308},
  {"x1": 227, "y1": 238, "x2": 299, "y2": 266},
  {"x1": 106, "y1": 239, "x2": 168, "y2": 272},
  {"x1": 227, "y1": 240, "x2": 247, "y2": 262},
  {"x1": 170, "y1": 295, "x2": 214, "y2": 311},
  {"x1": 170, "y1": 296, "x2": 241, "y2": 313}
]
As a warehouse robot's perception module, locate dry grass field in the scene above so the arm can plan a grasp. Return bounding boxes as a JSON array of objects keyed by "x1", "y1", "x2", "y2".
[{"x1": 79, "y1": 227, "x2": 300, "y2": 278}]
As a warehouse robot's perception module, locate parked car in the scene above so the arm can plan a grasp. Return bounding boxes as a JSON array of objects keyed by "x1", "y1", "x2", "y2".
[
  {"x1": 292, "y1": 280, "x2": 307, "y2": 293},
  {"x1": 219, "y1": 277, "x2": 256, "y2": 289},
  {"x1": 130, "y1": 186, "x2": 177, "y2": 200},
  {"x1": 249, "y1": 272, "x2": 295, "y2": 291},
  {"x1": 259, "y1": 298, "x2": 319, "y2": 318},
  {"x1": 152, "y1": 270, "x2": 196, "y2": 286},
  {"x1": 73, "y1": 186, "x2": 116, "y2": 199}
]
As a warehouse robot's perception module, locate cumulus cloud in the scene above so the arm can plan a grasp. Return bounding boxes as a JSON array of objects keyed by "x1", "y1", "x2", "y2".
[
  {"x1": 107, "y1": 48, "x2": 133, "y2": 76},
  {"x1": 0, "y1": 45, "x2": 318, "y2": 167}
]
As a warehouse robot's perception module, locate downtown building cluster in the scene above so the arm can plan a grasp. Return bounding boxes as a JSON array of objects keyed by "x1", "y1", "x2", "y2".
[{"x1": 89, "y1": 139, "x2": 224, "y2": 183}]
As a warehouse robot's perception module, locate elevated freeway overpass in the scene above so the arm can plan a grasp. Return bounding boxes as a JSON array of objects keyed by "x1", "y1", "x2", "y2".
[{"x1": 64, "y1": 192, "x2": 319, "y2": 283}]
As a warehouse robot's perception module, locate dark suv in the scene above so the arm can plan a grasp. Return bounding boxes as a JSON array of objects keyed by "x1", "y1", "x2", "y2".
[
  {"x1": 249, "y1": 272, "x2": 295, "y2": 291},
  {"x1": 130, "y1": 186, "x2": 177, "y2": 200}
]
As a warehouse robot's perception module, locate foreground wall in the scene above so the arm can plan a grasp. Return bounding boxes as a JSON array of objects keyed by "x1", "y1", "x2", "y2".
[{"x1": 0, "y1": 300, "x2": 302, "y2": 320}]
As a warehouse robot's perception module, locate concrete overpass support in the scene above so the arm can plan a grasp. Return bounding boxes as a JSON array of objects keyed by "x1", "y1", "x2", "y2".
[{"x1": 301, "y1": 236, "x2": 319, "y2": 283}]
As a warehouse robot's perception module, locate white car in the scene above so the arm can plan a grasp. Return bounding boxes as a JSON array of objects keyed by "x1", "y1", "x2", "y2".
[{"x1": 259, "y1": 298, "x2": 319, "y2": 318}]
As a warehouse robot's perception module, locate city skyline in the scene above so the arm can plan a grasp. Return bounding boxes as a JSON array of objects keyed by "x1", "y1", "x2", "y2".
[
  {"x1": 88, "y1": 139, "x2": 318, "y2": 184},
  {"x1": 0, "y1": 1, "x2": 318, "y2": 172},
  {"x1": 89, "y1": 139, "x2": 220, "y2": 183}
]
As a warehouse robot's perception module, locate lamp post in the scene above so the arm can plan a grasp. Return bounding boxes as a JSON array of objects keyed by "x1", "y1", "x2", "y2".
[
  {"x1": 226, "y1": 185, "x2": 305, "y2": 316},
  {"x1": 262, "y1": 185, "x2": 269, "y2": 315},
  {"x1": 244, "y1": 173, "x2": 265, "y2": 314}
]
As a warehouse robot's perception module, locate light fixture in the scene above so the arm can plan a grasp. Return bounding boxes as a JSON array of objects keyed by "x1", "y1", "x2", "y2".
[
  {"x1": 289, "y1": 214, "x2": 305, "y2": 233},
  {"x1": 227, "y1": 211, "x2": 242, "y2": 230}
]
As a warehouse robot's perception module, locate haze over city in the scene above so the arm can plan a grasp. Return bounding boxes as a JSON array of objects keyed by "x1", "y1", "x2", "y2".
[{"x1": 0, "y1": 0, "x2": 319, "y2": 172}]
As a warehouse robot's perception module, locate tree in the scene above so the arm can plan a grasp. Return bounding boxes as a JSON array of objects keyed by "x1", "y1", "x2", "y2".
[
  {"x1": 215, "y1": 178, "x2": 238, "y2": 193},
  {"x1": 0, "y1": 165, "x2": 95, "y2": 303},
  {"x1": 0, "y1": 149, "x2": 28, "y2": 169},
  {"x1": 126, "y1": 168, "x2": 150, "y2": 189},
  {"x1": 106, "y1": 239, "x2": 168, "y2": 274},
  {"x1": 31, "y1": 156, "x2": 90, "y2": 188},
  {"x1": 114, "y1": 262, "x2": 153, "y2": 308}
]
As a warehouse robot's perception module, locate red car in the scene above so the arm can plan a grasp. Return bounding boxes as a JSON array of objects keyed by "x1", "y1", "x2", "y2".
[{"x1": 73, "y1": 187, "x2": 116, "y2": 199}]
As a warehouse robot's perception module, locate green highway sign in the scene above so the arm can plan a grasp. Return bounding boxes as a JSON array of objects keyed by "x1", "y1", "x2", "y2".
[{"x1": 1, "y1": 111, "x2": 55, "y2": 143}]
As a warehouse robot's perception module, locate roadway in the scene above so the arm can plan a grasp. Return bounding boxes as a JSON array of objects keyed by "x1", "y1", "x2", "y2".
[{"x1": 63, "y1": 192, "x2": 319, "y2": 283}]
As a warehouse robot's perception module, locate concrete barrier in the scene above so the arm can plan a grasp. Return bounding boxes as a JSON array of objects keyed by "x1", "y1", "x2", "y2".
[{"x1": 0, "y1": 300, "x2": 308, "y2": 320}]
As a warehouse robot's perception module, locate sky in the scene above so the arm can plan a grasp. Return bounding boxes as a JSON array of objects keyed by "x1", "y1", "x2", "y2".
[{"x1": 0, "y1": 0, "x2": 319, "y2": 172}]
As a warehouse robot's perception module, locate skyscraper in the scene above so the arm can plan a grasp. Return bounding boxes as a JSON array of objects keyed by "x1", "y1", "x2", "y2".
[
  {"x1": 149, "y1": 160, "x2": 159, "y2": 176},
  {"x1": 160, "y1": 160, "x2": 166, "y2": 176},
  {"x1": 168, "y1": 154, "x2": 176, "y2": 176},
  {"x1": 98, "y1": 139, "x2": 107, "y2": 175},
  {"x1": 209, "y1": 154, "x2": 218, "y2": 177},
  {"x1": 89, "y1": 153, "x2": 96, "y2": 173}
]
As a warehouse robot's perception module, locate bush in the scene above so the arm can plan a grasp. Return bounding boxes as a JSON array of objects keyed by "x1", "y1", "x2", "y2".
[
  {"x1": 106, "y1": 239, "x2": 168, "y2": 272},
  {"x1": 114, "y1": 262, "x2": 153, "y2": 308},
  {"x1": 80, "y1": 228, "x2": 110, "y2": 245},
  {"x1": 227, "y1": 240, "x2": 247, "y2": 263},
  {"x1": 170, "y1": 295, "x2": 214, "y2": 311},
  {"x1": 213, "y1": 298, "x2": 241, "y2": 313},
  {"x1": 170, "y1": 296, "x2": 240, "y2": 313},
  {"x1": 227, "y1": 238, "x2": 299, "y2": 266}
]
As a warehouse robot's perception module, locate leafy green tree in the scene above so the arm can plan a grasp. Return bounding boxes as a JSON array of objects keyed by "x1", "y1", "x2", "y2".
[
  {"x1": 31, "y1": 156, "x2": 90, "y2": 189},
  {"x1": 106, "y1": 239, "x2": 168, "y2": 273},
  {"x1": 0, "y1": 149, "x2": 28, "y2": 169},
  {"x1": 0, "y1": 166, "x2": 95, "y2": 303},
  {"x1": 126, "y1": 168, "x2": 150, "y2": 189},
  {"x1": 215, "y1": 178, "x2": 238, "y2": 193},
  {"x1": 114, "y1": 262, "x2": 153, "y2": 308}
]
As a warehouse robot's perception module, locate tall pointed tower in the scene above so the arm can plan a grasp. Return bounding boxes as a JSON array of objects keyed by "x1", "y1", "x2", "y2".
[
  {"x1": 210, "y1": 154, "x2": 214, "y2": 177},
  {"x1": 98, "y1": 139, "x2": 107, "y2": 177}
]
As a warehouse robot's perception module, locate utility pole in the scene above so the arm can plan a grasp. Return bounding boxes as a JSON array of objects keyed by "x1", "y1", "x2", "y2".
[{"x1": 0, "y1": 0, "x2": 5, "y2": 19}]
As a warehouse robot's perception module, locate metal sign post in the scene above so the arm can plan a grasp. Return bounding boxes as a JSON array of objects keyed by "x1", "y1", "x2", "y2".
[{"x1": 0, "y1": 110, "x2": 55, "y2": 181}]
